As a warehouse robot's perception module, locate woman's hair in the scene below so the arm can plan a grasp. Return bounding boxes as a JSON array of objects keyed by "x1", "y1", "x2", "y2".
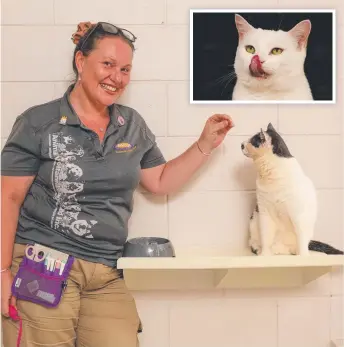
[{"x1": 71, "y1": 22, "x2": 136, "y2": 81}]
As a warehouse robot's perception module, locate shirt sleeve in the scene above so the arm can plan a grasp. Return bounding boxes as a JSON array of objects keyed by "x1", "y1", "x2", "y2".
[
  {"x1": 140, "y1": 123, "x2": 166, "y2": 169},
  {"x1": 1, "y1": 115, "x2": 41, "y2": 176}
]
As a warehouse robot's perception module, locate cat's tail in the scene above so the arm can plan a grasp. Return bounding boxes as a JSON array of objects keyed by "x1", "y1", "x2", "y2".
[{"x1": 309, "y1": 240, "x2": 343, "y2": 255}]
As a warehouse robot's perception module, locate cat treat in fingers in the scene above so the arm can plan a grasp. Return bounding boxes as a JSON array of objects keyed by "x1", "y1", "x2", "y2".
[{"x1": 241, "y1": 123, "x2": 343, "y2": 256}]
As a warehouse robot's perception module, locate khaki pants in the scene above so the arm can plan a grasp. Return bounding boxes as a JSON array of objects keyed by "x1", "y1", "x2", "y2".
[{"x1": 2, "y1": 243, "x2": 142, "y2": 347}]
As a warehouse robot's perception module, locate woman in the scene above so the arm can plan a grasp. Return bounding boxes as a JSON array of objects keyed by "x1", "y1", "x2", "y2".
[{"x1": 1, "y1": 22, "x2": 234, "y2": 346}]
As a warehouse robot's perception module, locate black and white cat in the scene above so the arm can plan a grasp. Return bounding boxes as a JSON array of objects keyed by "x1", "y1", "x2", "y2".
[
  {"x1": 233, "y1": 14, "x2": 313, "y2": 101},
  {"x1": 241, "y1": 123, "x2": 343, "y2": 256}
]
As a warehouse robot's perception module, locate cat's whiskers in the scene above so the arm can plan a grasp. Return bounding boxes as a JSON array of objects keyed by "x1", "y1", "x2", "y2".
[
  {"x1": 208, "y1": 70, "x2": 237, "y2": 97},
  {"x1": 213, "y1": 71, "x2": 236, "y2": 85},
  {"x1": 221, "y1": 72, "x2": 237, "y2": 95}
]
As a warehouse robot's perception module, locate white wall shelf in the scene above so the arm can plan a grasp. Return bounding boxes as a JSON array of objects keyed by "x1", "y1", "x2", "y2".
[
  {"x1": 117, "y1": 254, "x2": 344, "y2": 290},
  {"x1": 331, "y1": 339, "x2": 344, "y2": 347}
]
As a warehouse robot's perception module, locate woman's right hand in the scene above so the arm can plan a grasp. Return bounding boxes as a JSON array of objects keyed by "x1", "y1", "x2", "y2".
[{"x1": 1, "y1": 270, "x2": 16, "y2": 317}]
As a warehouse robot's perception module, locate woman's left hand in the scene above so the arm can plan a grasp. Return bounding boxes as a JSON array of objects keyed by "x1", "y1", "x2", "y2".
[{"x1": 197, "y1": 114, "x2": 235, "y2": 154}]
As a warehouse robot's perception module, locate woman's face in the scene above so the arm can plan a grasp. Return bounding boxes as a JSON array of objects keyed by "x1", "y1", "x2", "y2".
[{"x1": 76, "y1": 36, "x2": 133, "y2": 106}]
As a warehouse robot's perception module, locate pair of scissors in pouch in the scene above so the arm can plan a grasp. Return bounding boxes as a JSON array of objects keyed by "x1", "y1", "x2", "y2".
[{"x1": 25, "y1": 245, "x2": 47, "y2": 263}]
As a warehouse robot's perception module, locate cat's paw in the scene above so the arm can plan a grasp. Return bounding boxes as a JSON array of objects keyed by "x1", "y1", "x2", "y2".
[
  {"x1": 249, "y1": 239, "x2": 261, "y2": 255},
  {"x1": 250, "y1": 246, "x2": 261, "y2": 255}
]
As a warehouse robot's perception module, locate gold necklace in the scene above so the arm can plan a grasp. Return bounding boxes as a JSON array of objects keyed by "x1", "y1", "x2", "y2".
[{"x1": 80, "y1": 115, "x2": 109, "y2": 133}]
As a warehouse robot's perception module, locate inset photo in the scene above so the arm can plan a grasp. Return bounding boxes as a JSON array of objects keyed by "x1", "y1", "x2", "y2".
[{"x1": 190, "y1": 9, "x2": 335, "y2": 104}]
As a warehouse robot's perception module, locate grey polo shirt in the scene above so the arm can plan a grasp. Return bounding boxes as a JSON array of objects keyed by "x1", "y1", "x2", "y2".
[{"x1": 1, "y1": 84, "x2": 166, "y2": 267}]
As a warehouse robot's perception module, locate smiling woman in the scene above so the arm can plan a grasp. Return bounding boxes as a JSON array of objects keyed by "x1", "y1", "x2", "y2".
[
  {"x1": 1, "y1": 20, "x2": 235, "y2": 347},
  {"x1": 69, "y1": 22, "x2": 136, "y2": 140}
]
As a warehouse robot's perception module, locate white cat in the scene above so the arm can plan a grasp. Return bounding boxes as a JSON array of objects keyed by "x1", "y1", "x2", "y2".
[
  {"x1": 232, "y1": 14, "x2": 313, "y2": 101},
  {"x1": 241, "y1": 123, "x2": 343, "y2": 256}
]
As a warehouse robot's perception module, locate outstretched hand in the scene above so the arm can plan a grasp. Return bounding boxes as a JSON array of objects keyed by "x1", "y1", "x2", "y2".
[{"x1": 197, "y1": 114, "x2": 235, "y2": 154}]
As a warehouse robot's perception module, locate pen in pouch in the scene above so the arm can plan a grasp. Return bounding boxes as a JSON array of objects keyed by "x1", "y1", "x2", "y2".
[
  {"x1": 51, "y1": 258, "x2": 56, "y2": 272},
  {"x1": 59, "y1": 260, "x2": 66, "y2": 276},
  {"x1": 49, "y1": 257, "x2": 55, "y2": 272},
  {"x1": 44, "y1": 254, "x2": 50, "y2": 275},
  {"x1": 55, "y1": 260, "x2": 61, "y2": 276}
]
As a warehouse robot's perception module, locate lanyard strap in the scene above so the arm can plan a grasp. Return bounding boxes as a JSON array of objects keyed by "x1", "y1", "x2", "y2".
[{"x1": 9, "y1": 305, "x2": 22, "y2": 347}]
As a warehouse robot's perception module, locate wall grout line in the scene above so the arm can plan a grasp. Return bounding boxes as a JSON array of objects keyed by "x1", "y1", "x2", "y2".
[
  {"x1": 164, "y1": 0, "x2": 168, "y2": 25},
  {"x1": 168, "y1": 301, "x2": 171, "y2": 347},
  {"x1": 53, "y1": 0, "x2": 56, "y2": 25},
  {"x1": 165, "y1": 83, "x2": 169, "y2": 138},
  {"x1": 276, "y1": 298, "x2": 279, "y2": 347}
]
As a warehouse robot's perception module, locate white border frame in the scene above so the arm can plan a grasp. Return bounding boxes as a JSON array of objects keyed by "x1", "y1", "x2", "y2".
[{"x1": 189, "y1": 9, "x2": 336, "y2": 105}]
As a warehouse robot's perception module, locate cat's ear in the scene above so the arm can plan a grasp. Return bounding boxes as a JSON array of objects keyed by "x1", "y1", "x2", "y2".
[
  {"x1": 259, "y1": 128, "x2": 266, "y2": 142},
  {"x1": 267, "y1": 123, "x2": 276, "y2": 132},
  {"x1": 288, "y1": 19, "x2": 312, "y2": 49},
  {"x1": 235, "y1": 14, "x2": 254, "y2": 40}
]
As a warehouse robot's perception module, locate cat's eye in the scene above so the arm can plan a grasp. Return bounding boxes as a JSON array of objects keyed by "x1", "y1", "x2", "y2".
[
  {"x1": 245, "y1": 45, "x2": 256, "y2": 54},
  {"x1": 271, "y1": 47, "x2": 284, "y2": 55}
]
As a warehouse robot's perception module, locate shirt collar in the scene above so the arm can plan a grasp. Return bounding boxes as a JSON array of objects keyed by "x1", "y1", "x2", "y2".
[{"x1": 59, "y1": 84, "x2": 125, "y2": 128}]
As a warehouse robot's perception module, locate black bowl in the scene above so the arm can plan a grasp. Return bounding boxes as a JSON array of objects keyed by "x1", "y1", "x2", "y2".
[{"x1": 122, "y1": 237, "x2": 175, "y2": 257}]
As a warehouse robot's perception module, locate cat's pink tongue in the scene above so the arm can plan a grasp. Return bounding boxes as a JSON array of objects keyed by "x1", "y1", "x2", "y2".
[{"x1": 249, "y1": 55, "x2": 265, "y2": 77}]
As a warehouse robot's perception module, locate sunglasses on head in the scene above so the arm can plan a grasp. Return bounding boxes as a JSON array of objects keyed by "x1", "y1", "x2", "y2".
[{"x1": 80, "y1": 22, "x2": 137, "y2": 50}]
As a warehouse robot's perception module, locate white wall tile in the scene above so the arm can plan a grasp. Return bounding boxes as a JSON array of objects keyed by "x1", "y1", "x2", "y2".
[
  {"x1": 1, "y1": 82, "x2": 55, "y2": 137},
  {"x1": 278, "y1": 103, "x2": 342, "y2": 135},
  {"x1": 126, "y1": 26, "x2": 189, "y2": 81},
  {"x1": 332, "y1": 268, "x2": 344, "y2": 296},
  {"x1": 167, "y1": 0, "x2": 279, "y2": 24},
  {"x1": 168, "y1": 191, "x2": 254, "y2": 256},
  {"x1": 277, "y1": 0, "x2": 342, "y2": 26},
  {"x1": 331, "y1": 296, "x2": 344, "y2": 341},
  {"x1": 315, "y1": 190, "x2": 344, "y2": 249},
  {"x1": 283, "y1": 135, "x2": 343, "y2": 189},
  {"x1": 132, "y1": 293, "x2": 170, "y2": 347},
  {"x1": 168, "y1": 82, "x2": 278, "y2": 136},
  {"x1": 2, "y1": 26, "x2": 75, "y2": 82},
  {"x1": 170, "y1": 298, "x2": 277, "y2": 347},
  {"x1": 54, "y1": 0, "x2": 165, "y2": 25},
  {"x1": 128, "y1": 191, "x2": 168, "y2": 239},
  {"x1": 278, "y1": 297, "x2": 331, "y2": 347},
  {"x1": 339, "y1": 27, "x2": 343, "y2": 81},
  {"x1": 222, "y1": 299, "x2": 278, "y2": 347},
  {"x1": 224, "y1": 273, "x2": 331, "y2": 299},
  {"x1": 170, "y1": 298, "x2": 228, "y2": 347},
  {"x1": 1, "y1": 0, "x2": 54, "y2": 25},
  {"x1": 118, "y1": 82, "x2": 167, "y2": 137},
  {"x1": 156, "y1": 137, "x2": 229, "y2": 192},
  {"x1": 54, "y1": 82, "x2": 72, "y2": 99},
  {"x1": 2, "y1": 26, "x2": 54, "y2": 81},
  {"x1": 1, "y1": 138, "x2": 8, "y2": 151}
]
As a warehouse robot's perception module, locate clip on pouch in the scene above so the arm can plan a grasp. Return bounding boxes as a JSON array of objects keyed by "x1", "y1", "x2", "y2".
[{"x1": 11, "y1": 243, "x2": 74, "y2": 308}]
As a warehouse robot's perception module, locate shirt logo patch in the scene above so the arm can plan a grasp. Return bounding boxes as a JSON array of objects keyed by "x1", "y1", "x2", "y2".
[
  {"x1": 59, "y1": 116, "x2": 67, "y2": 125},
  {"x1": 115, "y1": 142, "x2": 136, "y2": 153},
  {"x1": 117, "y1": 115, "x2": 125, "y2": 126}
]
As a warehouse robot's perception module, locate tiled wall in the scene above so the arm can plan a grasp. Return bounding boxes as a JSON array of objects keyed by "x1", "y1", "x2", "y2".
[{"x1": 1, "y1": 0, "x2": 343, "y2": 346}]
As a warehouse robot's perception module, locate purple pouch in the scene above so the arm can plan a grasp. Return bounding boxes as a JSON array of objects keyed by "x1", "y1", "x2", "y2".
[{"x1": 11, "y1": 246, "x2": 74, "y2": 308}]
